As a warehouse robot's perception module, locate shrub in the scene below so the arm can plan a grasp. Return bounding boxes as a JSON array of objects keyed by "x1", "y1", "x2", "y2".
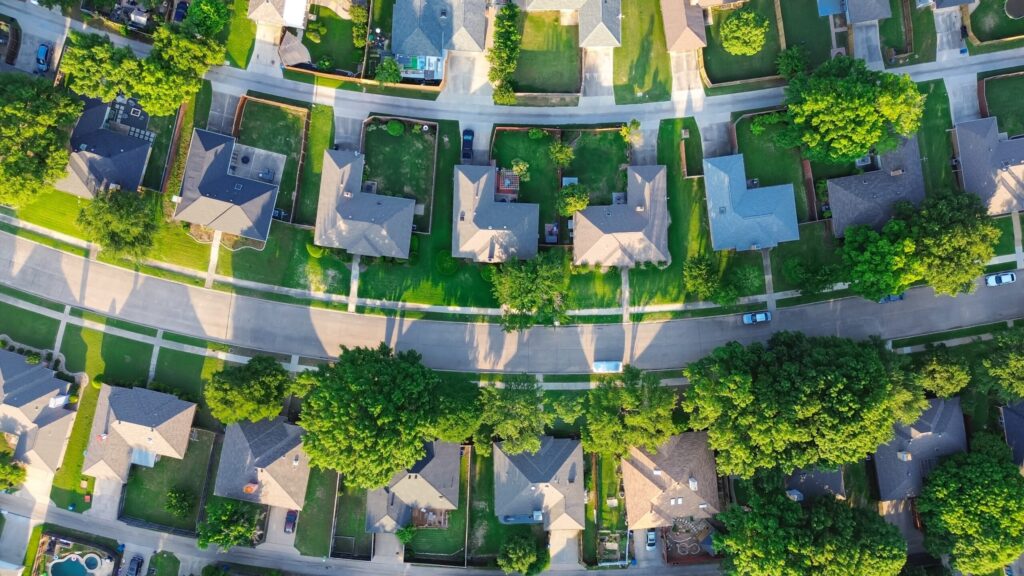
[
  {"x1": 306, "y1": 242, "x2": 325, "y2": 258},
  {"x1": 350, "y1": 5, "x2": 369, "y2": 49},
  {"x1": 316, "y1": 55, "x2": 333, "y2": 71},
  {"x1": 434, "y1": 250, "x2": 458, "y2": 276},
  {"x1": 548, "y1": 141, "x2": 574, "y2": 168},
  {"x1": 375, "y1": 57, "x2": 402, "y2": 84},
  {"x1": 776, "y1": 45, "x2": 808, "y2": 78},
  {"x1": 395, "y1": 526, "x2": 416, "y2": 545},
  {"x1": 25, "y1": 352, "x2": 41, "y2": 365},
  {"x1": 165, "y1": 488, "x2": 195, "y2": 519},
  {"x1": 305, "y1": 20, "x2": 326, "y2": 43},
  {"x1": 528, "y1": 127, "x2": 546, "y2": 140},
  {"x1": 68, "y1": 395, "x2": 79, "y2": 404},
  {"x1": 493, "y1": 82, "x2": 516, "y2": 105},
  {"x1": 511, "y1": 158, "x2": 530, "y2": 182},
  {"x1": 682, "y1": 256, "x2": 719, "y2": 301},
  {"x1": 487, "y1": 4, "x2": 521, "y2": 84},
  {"x1": 386, "y1": 119, "x2": 406, "y2": 137},
  {"x1": 720, "y1": 7, "x2": 770, "y2": 56},
  {"x1": 556, "y1": 184, "x2": 589, "y2": 217},
  {"x1": 619, "y1": 118, "x2": 641, "y2": 144}
]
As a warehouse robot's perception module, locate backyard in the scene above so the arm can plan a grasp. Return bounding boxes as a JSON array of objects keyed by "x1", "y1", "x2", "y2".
[
  {"x1": 878, "y1": 1, "x2": 937, "y2": 66},
  {"x1": 491, "y1": 128, "x2": 560, "y2": 240},
  {"x1": 512, "y1": 12, "x2": 581, "y2": 94},
  {"x1": 295, "y1": 105, "x2": 335, "y2": 226},
  {"x1": 294, "y1": 468, "x2": 339, "y2": 557},
  {"x1": 405, "y1": 448, "x2": 471, "y2": 564},
  {"x1": 303, "y1": 6, "x2": 364, "y2": 73},
  {"x1": 49, "y1": 383, "x2": 99, "y2": 512},
  {"x1": 768, "y1": 221, "x2": 844, "y2": 292},
  {"x1": 219, "y1": 0, "x2": 256, "y2": 68},
  {"x1": 971, "y1": 0, "x2": 1024, "y2": 41},
  {"x1": 141, "y1": 113, "x2": 178, "y2": 191},
  {"x1": 148, "y1": 553, "x2": 179, "y2": 576},
  {"x1": 467, "y1": 453, "x2": 546, "y2": 566},
  {"x1": 613, "y1": 0, "x2": 672, "y2": 104},
  {"x1": 236, "y1": 99, "x2": 308, "y2": 212},
  {"x1": 916, "y1": 80, "x2": 956, "y2": 193},
  {"x1": 734, "y1": 115, "x2": 810, "y2": 221},
  {"x1": 562, "y1": 129, "x2": 629, "y2": 205},
  {"x1": 985, "y1": 73, "x2": 1024, "y2": 136},
  {"x1": 333, "y1": 482, "x2": 374, "y2": 558},
  {"x1": 702, "y1": 0, "x2": 782, "y2": 84},
  {"x1": 779, "y1": 0, "x2": 834, "y2": 68},
  {"x1": 362, "y1": 117, "x2": 438, "y2": 231},
  {"x1": 153, "y1": 348, "x2": 226, "y2": 431}
]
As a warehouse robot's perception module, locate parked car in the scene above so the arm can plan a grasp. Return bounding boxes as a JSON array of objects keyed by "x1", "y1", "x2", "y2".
[
  {"x1": 461, "y1": 129, "x2": 474, "y2": 161},
  {"x1": 126, "y1": 556, "x2": 144, "y2": 576},
  {"x1": 284, "y1": 509, "x2": 298, "y2": 534},
  {"x1": 272, "y1": 208, "x2": 289, "y2": 220},
  {"x1": 645, "y1": 529, "x2": 656, "y2": 551},
  {"x1": 742, "y1": 311, "x2": 771, "y2": 325},
  {"x1": 986, "y1": 272, "x2": 1017, "y2": 287},
  {"x1": 173, "y1": 1, "x2": 189, "y2": 22},
  {"x1": 35, "y1": 43, "x2": 50, "y2": 73},
  {"x1": 877, "y1": 293, "x2": 905, "y2": 304}
]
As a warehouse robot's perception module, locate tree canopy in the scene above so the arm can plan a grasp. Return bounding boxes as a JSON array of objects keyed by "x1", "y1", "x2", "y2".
[
  {"x1": 915, "y1": 347, "x2": 971, "y2": 398},
  {"x1": 983, "y1": 327, "x2": 1024, "y2": 399},
  {"x1": 204, "y1": 356, "x2": 292, "y2": 424},
  {"x1": 196, "y1": 499, "x2": 260, "y2": 550},
  {"x1": 556, "y1": 184, "x2": 589, "y2": 217},
  {"x1": 0, "y1": 450, "x2": 26, "y2": 492},
  {"x1": 474, "y1": 374, "x2": 552, "y2": 456},
  {"x1": 911, "y1": 189, "x2": 999, "y2": 296},
  {"x1": 682, "y1": 256, "x2": 719, "y2": 301},
  {"x1": 842, "y1": 218, "x2": 922, "y2": 301},
  {"x1": 917, "y1": 433, "x2": 1024, "y2": 574},
  {"x1": 580, "y1": 366, "x2": 679, "y2": 457},
  {"x1": 78, "y1": 191, "x2": 158, "y2": 261},
  {"x1": 498, "y1": 535, "x2": 547, "y2": 575},
  {"x1": 684, "y1": 332, "x2": 927, "y2": 478},
  {"x1": 375, "y1": 58, "x2": 402, "y2": 84},
  {"x1": 487, "y1": 3, "x2": 521, "y2": 103},
  {"x1": 720, "y1": 8, "x2": 769, "y2": 56},
  {"x1": 489, "y1": 251, "x2": 569, "y2": 331},
  {"x1": 182, "y1": 0, "x2": 230, "y2": 37}
]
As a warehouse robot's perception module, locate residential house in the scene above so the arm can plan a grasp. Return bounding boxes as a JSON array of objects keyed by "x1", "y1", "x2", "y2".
[
  {"x1": 82, "y1": 385, "x2": 196, "y2": 484},
  {"x1": 278, "y1": 31, "x2": 312, "y2": 67},
  {"x1": 703, "y1": 154, "x2": 799, "y2": 251},
  {"x1": 1001, "y1": 402, "x2": 1024, "y2": 473},
  {"x1": 573, "y1": 165, "x2": 671, "y2": 268},
  {"x1": 952, "y1": 116, "x2": 1024, "y2": 215},
  {"x1": 660, "y1": 0, "x2": 743, "y2": 52},
  {"x1": 0, "y1": 350, "x2": 76, "y2": 477},
  {"x1": 826, "y1": 137, "x2": 926, "y2": 237},
  {"x1": 391, "y1": 0, "x2": 487, "y2": 81},
  {"x1": 493, "y1": 437, "x2": 585, "y2": 534},
  {"x1": 314, "y1": 149, "x2": 416, "y2": 258},
  {"x1": 785, "y1": 468, "x2": 846, "y2": 501},
  {"x1": 621, "y1": 432, "x2": 721, "y2": 531},
  {"x1": 517, "y1": 0, "x2": 622, "y2": 47},
  {"x1": 816, "y1": 0, "x2": 891, "y2": 24},
  {"x1": 248, "y1": 0, "x2": 307, "y2": 28},
  {"x1": 452, "y1": 165, "x2": 540, "y2": 262},
  {"x1": 874, "y1": 398, "x2": 966, "y2": 502},
  {"x1": 366, "y1": 441, "x2": 461, "y2": 532},
  {"x1": 55, "y1": 96, "x2": 154, "y2": 199},
  {"x1": 173, "y1": 129, "x2": 282, "y2": 242},
  {"x1": 214, "y1": 418, "x2": 310, "y2": 510}
]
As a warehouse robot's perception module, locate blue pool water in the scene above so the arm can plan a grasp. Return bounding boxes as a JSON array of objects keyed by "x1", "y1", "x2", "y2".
[
  {"x1": 85, "y1": 556, "x2": 99, "y2": 570},
  {"x1": 49, "y1": 558, "x2": 88, "y2": 576}
]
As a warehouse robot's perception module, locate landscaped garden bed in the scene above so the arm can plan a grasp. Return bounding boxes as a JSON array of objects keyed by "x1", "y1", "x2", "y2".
[
  {"x1": 303, "y1": 6, "x2": 365, "y2": 73},
  {"x1": 512, "y1": 12, "x2": 581, "y2": 94},
  {"x1": 702, "y1": 0, "x2": 783, "y2": 84},
  {"x1": 613, "y1": 0, "x2": 672, "y2": 104}
]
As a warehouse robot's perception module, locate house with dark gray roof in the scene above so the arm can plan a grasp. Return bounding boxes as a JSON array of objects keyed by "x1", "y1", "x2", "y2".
[
  {"x1": 214, "y1": 418, "x2": 310, "y2": 510},
  {"x1": 453, "y1": 165, "x2": 540, "y2": 262},
  {"x1": 826, "y1": 137, "x2": 926, "y2": 237},
  {"x1": 55, "y1": 96, "x2": 154, "y2": 199},
  {"x1": 494, "y1": 436, "x2": 585, "y2": 532},
  {"x1": 83, "y1": 385, "x2": 196, "y2": 483},
  {"x1": 785, "y1": 468, "x2": 846, "y2": 501},
  {"x1": 621, "y1": 432, "x2": 720, "y2": 531},
  {"x1": 517, "y1": 0, "x2": 621, "y2": 47},
  {"x1": 0, "y1": 350, "x2": 76, "y2": 476},
  {"x1": 366, "y1": 441, "x2": 461, "y2": 533},
  {"x1": 703, "y1": 154, "x2": 799, "y2": 251},
  {"x1": 874, "y1": 398, "x2": 966, "y2": 502},
  {"x1": 660, "y1": 0, "x2": 743, "y2": 52},
  {"x1": 952, "y1": 116, "x2": 1024, "y2": 215},
  {"x1": 314, "y1": 149, "x2": 416, "y2": 258},
  {"x1": 248, "y1": 0, "x2": 307, "y2": 28},
  {"x1": 173, "y1": 129, "x2": 282, "y2": 242},
  {"x1": 1001, "y1": 402, "x2": 1024, "y2": 472},
  {"x1": 845, "y1": 0, "x2": 891, "y2": 22},
  {"x1": 391, "y1": 0, "x2": 487, "y2": 81},
  {"x1": 573, "y1": 165, "x2": 671, "y2": 268}
]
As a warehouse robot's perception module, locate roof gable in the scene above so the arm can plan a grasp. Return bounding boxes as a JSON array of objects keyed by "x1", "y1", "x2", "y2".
[
  {"x1": 953, "y1": 117, "x2": 1024, "y2": 216},
  {"x1": 874, "y1": 398, "x2": 966, "y2": 501},
  {"x1": 452, "y1": 165, "x2": 540, "y2": 262},
  {"x1": 704, "y1": 154, "x2": 799, "y2": 251},
  {"x1": 494, "y1": 437, "x2": 585, "y2": 531},
  {"x1": 214, "y1": 418, "x2": 310, "y2": 509}
]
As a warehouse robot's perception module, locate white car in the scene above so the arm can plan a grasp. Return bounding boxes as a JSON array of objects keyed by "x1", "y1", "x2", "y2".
[
  {"x1": 986, "y1": 272, "x2": 1017, "y2": 287},
  {"x1": 742, "y1": 311, "x2": 771, "y2": 325},
  {"x1": 645, "y1": 529, "x2": 657, "y2": 551}
]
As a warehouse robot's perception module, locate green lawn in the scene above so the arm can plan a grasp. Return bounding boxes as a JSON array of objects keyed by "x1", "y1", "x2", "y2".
[
  {"x1": 60, "y1": 325, "x2": 153, "y2": 384},
  {"x1": 121, "y1": 430, "x2": 215, "y2": 530},
  {"x1": 596, "y1": 456, "x2": 624, "y2": 532},
  {"x1": 69, "y1": 309, "x2": 157, "y2": 337},
  {"x1": 333, "y1": 481, "x2": 374, "y2": 558},
  {"x1": 195, "y1": 81, "x2": 213, "y2": 131},
  {"x1": 491, "y1": 128, "x2": 559, "y2": 240},
  {"x1": 142, "y1": 113, "x2": 178, "y2": 191},
  {"x1": 512, "y1": 12, "x2": 581, "y2": 93},
  {"x1": 564, "y1": 251, "x2": 622, "y2": 309},
  {"x1": 702, "y1": 0, "x2": 783, "y2": 84},
  {"x1": 971, "y1": 0, "x2": 1024, "y2": 41},
  {"x1": 219, "y1": 0, "x2": 256, "y2": 68},
  {"x1": 0, "y1": 301, "x2": 59, "y2": 350},
  {"x1": 879, "y1": 1, "x2": 937, "y2": 67},
  {"x1": 148, "y1": 192, "x2": 213, "y2": 271},
  {"x1": 581, "y1": 455, "x2": 597, "y2": 565},
  {"x1": 734, "y1": 116, "x2": 809, "y2": 221},
  {"x1": 613, "y1": 0, "x2": 672, "y2": 104},
  {"x1": 294, "y1": 468, "x2": 339, "y2": 557},
  {"x1": 14, "y1": 187, "x2": 88, "y2": 239},
  {"x1": 148, "y1": 552, "x2": 180, "y2": 576},
  {"x1": 467, "y1": 453, "x2": 543, "y2": 565},
  {"x1": 237, "y1": 99, "x2": 307, "y2": 211},
  {"x1": 769, "y1": 221, "x2": 845, "y2": 292},
  {"x1": 916, "y1": 80, "x2": 956, "y2": 193},
  {"x1": 304, "y1": 6, "x2": 364, "y2": 72},
  {"x1": 370, "y1": 0, "x2": 395, "y2": 42},
  {"x1": 50, "y1": 383, "x2": 99, "y2": 512},
  {"x1": 563, "y1": 130, "x2": 628, "y2": 204},
  {"x1": 295, "y1": 105, "x2": 335, "y2": 226},
  {"x1": 779, "y1": 0, "x2": 834, "y2": 68},
  {"x1": 406, "y1": 449, "x2": 470, "y2": 562},
  {"x1": 878, "y1": 0, "x2": 908, "y2": 53},
  {"x1": 993, "y1": 215, "x2": 1017, "y2": 255},
  {"x1": 362, "y1": 118, "x2": 437, "y2": 231},
  {"x1": 985, "y1": 74, "x2": 1024, "y2": 136},
  {"x1": 843, "y1": 461, "x2": 873, "y2": 509},
  {"x1": 217, "y1": 223, "x2": 351, "y2": 294},
  {"x1": 153, "y1": 348, "x2": 225, "y2": 431}
]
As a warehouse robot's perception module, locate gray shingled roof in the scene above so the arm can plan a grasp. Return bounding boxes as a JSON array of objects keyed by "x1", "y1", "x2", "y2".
[
  {"x1": 452, "y1": 165, "x2": 540, "y2": 262},
  {"x1": 214, "y1": 418, "x2": 310, "y2": 510},
  {"x1": 704, "y1": 154, "x2": 799, "y2": 251},
  {"x1": 874, "y1": 398, "x2": 966, "y2": 502},
  {"x1": 953, "y1": 117, "x2": 1024, "y2": 216},
  {"x1": 846, "y1": 0, "x2": 891, "y2": 23},
  {"x1": 315, "y1": 149, "x2": 416, "y2": 258},
  {"x1": 494, "y1": 436, "x2": 585, "y2": 531},
  {"x1": 55, "y1": 97, "x2": 153, "y2": 199},
  {"x1": 392, "y1": 0, "x2": 487, "y2": 58},
  {"x1": 83, "y1": 385, "x2": 197, "y2": 483},
  {"x1": 0, "y1": 350, "x2": 76, "y2": 473},
  {"x1": 826, "y1": 137, "x2": 926, "y2": 237},
  {"x1": 366, "y1": 441, "x2": 461, "y2": 533},
  {"x1": 518, "y1": 0, "x2": 621, "y2": 47},
  {"x1": 785, "y1": 468, "x2": 846, "y2": 500},
  {"x1": 621, "y1": 432, "x2": 720, "y2": 531},
  {"x1": 1001, "y1": 403, "x2": 1024, "y2": 470},
  {"x1": 174, "y1": 129, "x2": 280, "y2": 241},
  {"x1": 573, "y1": 165, "x2": 670, "y2": 268}
]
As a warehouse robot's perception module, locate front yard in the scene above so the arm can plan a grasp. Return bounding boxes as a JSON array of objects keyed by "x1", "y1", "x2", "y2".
[
  {"x1": 303, "y1": 6, "x2": 364, "y2": 73},
  {"x1": 613, "y1": 0, "x2": 672, "y2": 103},
  {"x1": 916, "y1": 80, "x2": 956, "y2": 193},
  {"x1": 702, "y1": 0, "x2": 783, "y2": 84},
  {"x1": 295, "y1": 105, "x2": 335, "y2": 226},
  {"x1": 993, "y1": 215, "x2": 1017, "y2": 256},
  {"x1": 512, "y1": 12, "x2": 581, "y2": 94},
  {"x1": 332, "y1": 481, "x2": 374, "y2": 558},
  {"x1": 971, "y1": 0, "x2": 1024, "y2": 41},
  {"x1": 985, "y1": 73, "x2": 1024, "y2": 136},
  {"x1": 362, "y1": 117, "x2": 438, "y2": 231},
  {"x1": 294, "y1": 468, "x2": 339, "y2": 557},
  {"x1": 59, "y1": 325, "x2": 153, "y2": 385},
  {"x1": 768, "y1": 221, "x2": 844, "y2": 292},
  {"x1": 153, "y1": 348, "x2": 226, "y2": 431},
  {"x1": 219, "y1": 0, "x2": 256, "y2": 68},
  {"x1": 734, "y1": 114, "x2": 810, "y2": 221},
  {"x1": 878, "y1": 1, "x2": 936, "y2": 67},
  {"x1": 405, "y1": 448, "x2": 471, "y2": 564},
  {"x1": 0, "y1": 301, "x2": 59, "y2": 350},
  {"x1": 236, "y1": 99, "x2": 308, "y2": 212}
]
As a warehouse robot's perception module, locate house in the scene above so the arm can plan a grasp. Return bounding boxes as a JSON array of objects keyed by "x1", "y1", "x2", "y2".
[
  {"x1": 315, "y1": 149, "x2": 416, "y2": 258},
  {"x1": 391, "y1": 0, "x2": 487, "y2": 81},
  {"x1": 278, "y1": 31, "x2": 312, "y2": 67},
  {"x1": 816, "y1": 0, "x2": 891, "y2": 24},
  {"x1": 173, "y1": 129, "x2": 282, "y2": 242},
  {"x1": 952, "y1": 117, "x2": 1024, "y2": 215},
  {"x1": 82, "y1": 385, "x2": 196, "y2": 483},
  {"x1": 247, "y1": 0, "x2": 307, "y2": 28},
  {"x1": 55, "y1": 96, "x2": 154, "y2": 199},
  {"x1": 572, "y1": 166, "x2": 670, "y2": 268},
  {"x1": 517, "y1": 0, "x2": 621, "y2": 47},
  {"x1": 452, "y1": 165, "x2": 540, "y2": 262},
  {"x1": 785, "y1": 468, "x2": 846, "y2": 501},
  {"x1": 826, "y1": 137, "x2": 926, "y2": 237},
  {"x1": 366, "y1": 441, "x2": 461, "y2": 532},
  {"x1": 1001, "y1": 402, "x2": 1024, "y2": 473},
  {"x1": 620, "y1": 432, "x2": 720, "y2": 531},
  {"x1": 0, "y1": 350, "x2": 76, "y2": 476},
  {"x1": 660, "y1": 0, "x2": 743, "y2": 52},
  {"x1": 874, "y1": 398, "x2": 966, "y2": 502},
  {"x1": 493, "y1": 436, "x2": 585, "y2": 532},
  {"x1": 214, "y1": 418, "x2": 310, "y2": 510},
  {"x1": 703, "y1": 154, "x2": 799, "y2": 251}
]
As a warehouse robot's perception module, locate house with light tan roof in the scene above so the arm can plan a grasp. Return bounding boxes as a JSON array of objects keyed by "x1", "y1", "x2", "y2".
[
  {"x1": 494, "y1": 436, "x2": 584, "y2": 533},
  {"x1": 660, "y1": 0, "x2": 743, "y2": 52},
  {"x1": 452, "y1": 165, "x2": 540, "y2": 263}
]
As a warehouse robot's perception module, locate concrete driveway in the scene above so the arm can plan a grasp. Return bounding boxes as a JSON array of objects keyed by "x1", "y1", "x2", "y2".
[
  {"x1": 439, "y1": 52, "x2": 492, "y2": 103},
  {"x1": 0, "y1": 512, "x2": 34, "y2": 565},
  {"x1": 249, "y1": 23, "x2": 283, "y2": 78},
  {"x1": 371, "y1": 533, "x2": 402, "y2": 564},
  {"x1": 669, "y1": 50, "x2": 702, "y2": 93},
  {"x1": 263, "y1": 506, "x2": 298, "y2": 549},
  {"x1": 934, "y1": 8, "x2": 966, "y2": 61},
  {"x1": 582, "y1": 47, "x2": 614, "y2": 98},
  {"x1": 853, "y1": 22, "x2": 883, "y2": 70},
  {"x1": 548, "y1": 530, "x2": 580, "y2": 570},
  {"x1": 15, "y1": 29, "x2": 62, "y2": 77},
  {"x1": 946, "y1": 74, "x2": 980, "y2": 124},
  {"x1": 85, "y1": 477, "x2": 122, "y2": 520},
  {"x1": 206, "y1": 91, "x2": 241, "y2": 135},
  {"x1": 879, "y1": 499, "x2": 925, "y2": 555},
  {"x1": 632, "y1": 529, "x2": 665, "y2": 567},
  {"x1": 15, "y1": 466, "x2": 55, "y2": 516}
]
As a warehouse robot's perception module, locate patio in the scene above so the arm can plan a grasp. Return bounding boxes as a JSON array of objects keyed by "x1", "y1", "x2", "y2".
[
  {"x1": 664, "y1": 519, "x2": 715, "y2": 565},
  {"x1": 413, "y1": 507, "x2": 450, "y2": 529}
]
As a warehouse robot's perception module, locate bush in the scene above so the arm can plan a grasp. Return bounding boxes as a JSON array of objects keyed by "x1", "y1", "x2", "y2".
[
  {"x1": 316, "y1": 55, "x2": 333, "y2": 71},
  {"x1": 350, "y1": 5, "x2": 368, "y2": 49},
  {"x1": 720, "y1": 8, "x2": 769, "y2": 56},
  {"x1": 548, "y1": 141, "x2": 574, "y2": 168},
  {"x1": 682, "y1": 256, "x2": 719, "y2": 301},
  {"x1": 305, "y1": 20, "x2": 326, "y2": 43},
  {"x1": 386, "y1": 119, "x2": 406, "y2": 137},
  {"x1": 776, "y1": 45, "x2": 808, "y2": 78},
  {"x1": 375, "y1": 57, "x2": 402, "y2": 84},
  {"x1": 511, "y1": 158, "x2": 530, "y2": 182},
  {"x1": 556, "y1": 184, "x2": 589, "y2": 217},
  {"x1": 528, "y1": 127, "x2": 546, "y2": 140},
  {"x1": 68, "y1": 395, "x2": 79, "y2": 404},
  {"x1": 165, "y1": 488, "x2": 195, "y2": 519},
  {"x1": 493, "y1": 82, "x2": 516, "y2": 105},
  {"x1": 306, "y1": 242, "x2": 325, "y2": 258},
  {"x1": 395, "y1": 526, "x2": 416, "y2": 545},
  {"x1": 25, "y1": 352, "x2": 41, "y2": 365},
  {"x1": 487, "y1": 4, "x2": 521, "y2": 84},
  {"x1": 434, "y1": 250, "x2": 458, "y2": 276}
]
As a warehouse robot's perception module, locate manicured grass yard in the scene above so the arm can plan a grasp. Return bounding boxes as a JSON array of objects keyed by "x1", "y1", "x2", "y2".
[
  {"x1": 596, "y1": 455, "x2": 623, "y2": 531},
  {"x1": 971, "y1": 0, "x2": 1024, "y2": 41},
  {"x1": 613, "y1": 0, "x2": 672, "y2": 104},
  {"x1": 492, "y1": 129, "x2": 559, "y2": 239},
  {"x1": 916, "y1": 80, "x2": 956, "y2": 193},
  {"x1": 512, "y1": 12, "x2": 581, "y2": 94},
  {"x1": 121, "y1": 430, "x2": 215, "y2": 530},
  {"x1": 50, "y1": 383, "x2": 98, "y2": 512},
  {"x1": 734, "y1": 115, "x2": 809, "y2": 221},
  {"x1": 219, "y1": 0, "x2": 256, "y2": 68},
  {"x1": 294, "y1": 468, "x2": 339, "y2": 557},
  {"x1": 295, "y1": 105, "x2": 335, "y2": 226},
  {"x1": 779, "y1": 0, "x2": 834, "y2": 68},
  {"x1": 467, "y1": 453, "x2": 545, "y2": 565},
  {"x1": 843, "y1": 461, "x2": 873, "y2": 509},
  {"x1": 702, "y1": 0, "x2": 782, "y2": 84},
  {"x1": 142, "y1": 113, "x2": 178, "y2": 191},
  {"x1": 304, "y1": 6, "x2": 364, "y2": 73},
  {"x1": 237, "y1": 99, "x2": 307, "y2": 212},
  {"x1": 362, "y1": 118, "x2": 437, "y2": 231},
  {"x1": 147, "y1": 552, "x2": 180, "y2": 576},
  {"x1": 14, "y1": 188, "x2": 88, "y2": 240},
  {"x1": 564, "y1": 251, "x2": 622, "y2": 309},
  {"x1": 879, "y1": 1, "x2": 936, "y2": 66},
  {"x1": 153, "y1": 348, "x2": 225, "y2": 431},
  {"x1": 985, "y1": 74, "x2": 1024, "y2": 136},
  {"x1": 60, "y1": 325, "x2": 153, "y2": 384},
  {"x1": 993, "y1": 215, "x2": 1017, "y2": 255},
  {"x1": 562, "y1": 130, "x2": 628, "y2": 205},
  {"x1": 406, "y1": 448, "x2": 470, "y2": 563},
  {"x1": 217, "y1": 223, "x2": 351, "y2": 294},
  {"x1": 769, "y1": 221, "x2": 845, "y2": 292},
  {"x1": 333, "y1": 481, "x2": 374, "y2": 558},
  {"x1": 0, "y1": 301, "x2": 59, "y2": 350}
]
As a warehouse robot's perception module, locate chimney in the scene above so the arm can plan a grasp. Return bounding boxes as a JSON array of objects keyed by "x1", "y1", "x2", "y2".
[
  {"x1": 889, "y1": 168, "x2": 905, "y2": 177},
  {"x1": 897, "y1": 451, "x2": 912, "y2": 462},
  {"x1": 688, "y1": 476, "x2": 698, "y2": 491}
]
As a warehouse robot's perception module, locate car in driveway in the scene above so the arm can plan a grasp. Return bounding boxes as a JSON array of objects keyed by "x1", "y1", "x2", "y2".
[
  {"x1": 35, "y1": 44, "x2": 50, "y2": 73},
  {"x1": 986, "y1": 272, "x2": 1017, "y2": 287},
  {"x1": 126, "y1": 556, "x2": 144, "y2": 576},
  {"x1": 173, "y1": 1, "x2": 189, "y2": 21},
  {"x1": 742, "y1": 311, "x2": 771, "y2": 325},
  {"x1": 645, "y1": 529, "x2": 657, "y2": 551},
  {"x1": 461, "y1": 130, "x2": 474, "y2": 162},
  {"x1": 284, "y1": 509, "x2": 298, "y2": 533}
]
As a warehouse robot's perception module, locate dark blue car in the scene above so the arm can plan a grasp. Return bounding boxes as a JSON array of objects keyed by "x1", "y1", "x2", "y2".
[{"x1": 173, "y1": 1, "x2": 189, "y2": 22}]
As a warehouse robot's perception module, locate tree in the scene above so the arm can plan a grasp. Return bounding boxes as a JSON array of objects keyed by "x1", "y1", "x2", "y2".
[
  {"x1": 300, "y1": 344, "x2": 442, "y2": 489},
  {"x1": 682, "y1": 256, "x2": 719, "y2": 301},
  {"x1": 775, "y1": 45, "x2": 808, "y2": 79},
  {"x1": 78, "y1": 191, "x2": 158, "y2": 261},
  {"x1": 917, "y1": 433, "x2": 1024, "y2": 574},
  {"x1": 375, "y1": 57, "x2": 402, "y2": 84},
  {"x1": 197, "y1": 499, "x2": 260, "y2": 550},
  {"x1": 498, "y1": 535, "x2": 542, "y2": 575},
  {"x1": 493, "y1": 82, "x2": 517, "y2": 106},
  {"x1": 489, "y1": 251, "x2": 569, "y2": 331},
  {"x1": 716, "y1": 484, "x2": 906, "y2": 576},
  {"x1": 349, "y1": 5, "x2": 369, "y2": 48},
  {"x1": 581, "y1": 366, "x2": 679, "y2": 457},
  {"x1": 60, "y1": 33, "x2": 139, "y2": 102},
  {"x1": 548, "y1": 141, "x2": 574, "y2": 168},
  {"x1": 619, "y1": 118, "x2": 641, "y2": 144},
  {"x1": 915, "y1": 347, "x2": 971, "y2": 398},
  {"x1": 720, "y1": 8, "x2": 769, "y2": 56},
  {"x1": 842, "y1": 219, "x2": 922, "y2": 301},
  {"x1": 165, "y1": 488, "x2": 195, "y2": 519},
  {"x1": 910, "y1": 189, "x2": 999, "y2": 296},
  {"x1": 395, "y1": 526, "x2": 416, "y2": 545},
  {"x1": 556, "y1": 184, "x2": 589, "y2": 216},
  {"x1": 983, "y1": 327, "x2": 1024, "y2": 399},
  {"x1": 511, "y1": 158, "x2": 530, "y2": 181},
  {"x1": 487, "y1": 4, "x2": 521, "y2": 84},
  {"x1": 0, "y1": 450, "x2": 26, "y2": 491},
  {"x1": 684, "y1": 332, "x2": 927, "y2": 478},
  {"x1": 183, "y1": 0, "x2": 230, "y2": 37},
  {"x1": 0, "y1": 74, "x2": 82, "y2": 207},
  {"x1": 204, "y1": 356, "x2": 291, "y2": 424},
  {"x1": 474, "y1": 374, "x2": 552, "y2": 456}
]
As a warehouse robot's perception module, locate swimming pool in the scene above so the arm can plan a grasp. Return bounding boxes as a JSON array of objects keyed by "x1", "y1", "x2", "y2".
[{"x1": 49, "y1": 554, "x2": 101, "y2": 576}]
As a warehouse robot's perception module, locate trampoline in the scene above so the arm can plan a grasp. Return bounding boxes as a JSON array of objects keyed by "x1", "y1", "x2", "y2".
[{"x1": 1007, "y1": 0, "x2": 1024, "y2": 19}]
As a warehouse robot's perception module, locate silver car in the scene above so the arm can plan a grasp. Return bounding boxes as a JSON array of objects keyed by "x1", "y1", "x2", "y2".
[
  {"x1": 986, "y1": 272, "x2": 1017, "y2": 287},
  {"x1": 742, "y1": 311, "x2": 771, "y2": 325}
]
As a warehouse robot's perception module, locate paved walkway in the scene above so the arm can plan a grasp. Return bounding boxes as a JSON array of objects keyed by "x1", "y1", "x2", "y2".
[
  {"x1": 1013, "y1": 210, "x2": 1024, "y2": 269},
  {"x1": 348, "y1": 254, "x2": 361, "y2": 312},
  {"x1": 205, "y1": 231, "x2": 222, "y2": 288},
  {"x1": 620, "y1": 268, "x2": 631, "y2": 323},
  {"x1": 761, "y1": 249, "x2": 776, "y2": 311}
]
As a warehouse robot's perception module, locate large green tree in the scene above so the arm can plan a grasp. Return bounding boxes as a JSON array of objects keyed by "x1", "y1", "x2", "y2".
[
  {"x1": 78, "y1": 191, "x2": 158, "y2": 261},
  {"x1": 0, "y1": 450, "x2": 26, "y2": 491},
  {"x1": 556, "y1": 184, "x2": 589, "y2": 217},
  {"x1": 60, "y1": 33, "x2": 139, "y2": 103},
  {"x1": 684, "y1": 332, "x2": 927, "y2": 478},
  {"x1": 490, "y1": 251, "x2": 569, "y2": 331},
  {"x1": 983, "y1": 327, "x2": 1024, "y2": 399},
  {"x1": 581, "y1": 366, "x2": 679, "y2": 457},
  {"x1": 917, "y1": 433, "x2": 1024, "y2": 574},
  {"x1": 196, "y1": 499, "x2": 260, "y2": 550},
  {"x1": 720, "y1": 8, "x2": 769, "y2": 56},
  {"x1": 842, "y1": 219, "x2": 922, "y2": 301},
  {"x1": 911, "y1": 189, "x2": 999, "y2": 296},
  {"x1": 474, "y1": 374, "x2": 552, "y2": 456},
  {"x1": 0, "y1": 74, "x2": 82, "y2": 207},
  {"x1": 487, "y1": 4, "x2": 521, "y2": 85},
  {"x1": 204, "y1": 356, "x2": 291, "y2": 424},
  {"x1": 682, "y1": 256, "x2": 719, "y2": 301},
  {"x1": 497, "y1": 535, "x2": 546, "y2": 575},
  {"x1": 182, "y1": 0, "x2": 230, "y2": 37},
  {"x1": 915, "y1": 347, "x2": 971, "y2": 398}
]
